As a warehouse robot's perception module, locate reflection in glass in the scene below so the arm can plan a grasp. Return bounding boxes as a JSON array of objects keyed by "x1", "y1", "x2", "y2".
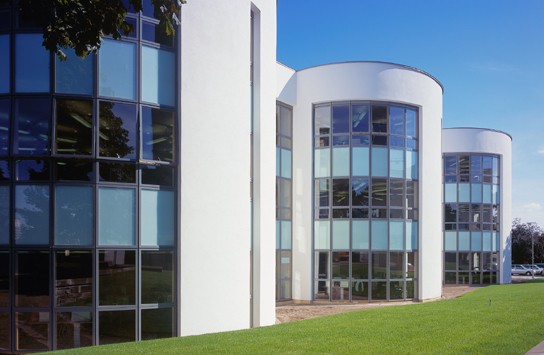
[
  {"x1": 56, "y1": 312, "x2": 93, "y2": 349},
  {"x1": 141, "y1": 46, "x2": 175, "y2": 106},
  {"x1": 15, "y1": 185, "x2": 49, "y2": 244},
  {"x1": 16, "y1": 251, "x2": 49, "y2": 307},
  {"x1": 141, "y1": 251, "x2": 173, "y2": 304},
  {"x1": 99, "y1": 39, "x2": 136, "y2": 100},
  {"x1": 389, "y1": 106, "x2": 404, "y2": 135},
  {"x1": 55, "y1": 186, "x2": 93, "y2": 245},
  {"x1": 55, "y1": 251, "x2": 92, "y2": 306},
  {"x1": 55, "y1": 48, "x2": 94, "y2": 95},
  {"x1": 99, "y1": 310, "x2": 135, "y2": 345},
  {"x1": 142, "y1": 308, "x2": 173, "y2": 340},
  {"x1": 314, "y1": 105, "x2": 331, "y2": 135},
  {"x1": 0, "y1": 35, "x2": 9, "y2": 94},
  {"x1": 141, "y1": 190, "x2": 175, "y2": 246},
  {"x1": 99, "y1": 162, "x2": 136, "y2": 183},
  {"x1": 14, "y1": 98, "x2": 50, "y2": 155},
  {"x1": 99, "y1": 250, "x2": 135, "y2": 305},
  {"x1": 16, "y1": 159, "x2": 49, "y2": 181},
  {"x1": 372, "y1": 251, "x2": 387, "y2": 279},
  {"x1": 99, "y1": 188, "x2": 135, "y2": 245},
  {"x1": 99, "y1": 101, "x2": 137, "y2": 159},
  {"x1": 0, "y1": 252, "x2": 8, "y2": 306},
  {"x1": 352, "y1": 178, "x2": 369, "y2": 206},
  {"x1": 56, "y1": 99, "x2": 93, "y2": 155},
  {"x1": 371, "y1": 281, "x2": 387, "y2": 300},
  {"x1": 351, "y1": 281, "x2": 368, "y2": 300},
  {"x1": 0, "y1": 99, "x2": 8, "y2": 155},
  {"x1": 56, "y1": 159, "x2": 93, "y2": 181},
  {"x1": 142, "y1": 165, "x2": 173, "y2": 185},
  {"x1": 332, "y1": 179, "x2": 349, "y2": 206},
  {"x1": 352, "y1": 252, "x2": 368, "y2": 279},
  {"x1": 332, "y1": 104, "x2": 349, "y2": 134},
  {"x1": 371, "y1": 105, "x2": 387, "y2": 133},
  {"x1": 0, "y1": 312, "x2": 7, "y2": 349},
  {"x1": 0, "y1": 187, "x2": 8, "y2": 244},
  {"x1": 390, "y1": 280, "x2": 404, "y2": 299},
  {"x1": 15, "y1": 34, "x2": 49, "y2": 93},
  {"x1": 16, "y1": 312, "x2": 49, "y2": 351},
  {"x1": 142, "y1": 107, "x2": 174, "y2": 162},
  {"x1": 142, "y1": 21, "x2": 174, "y2": 46},
  {"x1": 352, "y1": 104, "x2": 369, "y2": 133}
]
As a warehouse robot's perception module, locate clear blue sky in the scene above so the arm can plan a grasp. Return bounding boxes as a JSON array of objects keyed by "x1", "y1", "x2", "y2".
[{"x1": 277, "y1": 0, "x2": 544, "y2": 227}]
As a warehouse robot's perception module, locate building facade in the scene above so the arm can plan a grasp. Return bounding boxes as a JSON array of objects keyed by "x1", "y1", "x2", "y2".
[{"x1": 0, "y1": 0, "x2": 512, "y2": 352}]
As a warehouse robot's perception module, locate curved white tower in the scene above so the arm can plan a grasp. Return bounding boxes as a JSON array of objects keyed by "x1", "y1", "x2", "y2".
[
  {"x1": 278, "y1": 62, "x2": 444, "y2": 302},
  {"x1": 442, "y1": 128, "x2": 512, "y2": 285}
]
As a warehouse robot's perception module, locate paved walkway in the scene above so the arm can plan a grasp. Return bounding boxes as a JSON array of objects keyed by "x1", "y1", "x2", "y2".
[{"x1": 526, "y1": 341, "x2": 544, "y2": 354}]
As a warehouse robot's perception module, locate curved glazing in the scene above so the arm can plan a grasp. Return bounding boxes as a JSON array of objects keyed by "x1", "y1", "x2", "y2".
[
  {"x1": 313, "y1": 101, "x2": 419, "y2": 301},
  {"x1": 0, "y1": 1, "x2": 178, "y2": 351},
  {"x1": 443, "y1": 153, "x2": 501, "y2": 284}
]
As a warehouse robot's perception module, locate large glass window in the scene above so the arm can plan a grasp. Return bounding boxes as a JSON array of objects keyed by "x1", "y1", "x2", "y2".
[
  {"x1": 98, "y1": 187, "x2": 135, "y2": 246},
  {"x1": 0, "y1": 35, "x2": 9, "y2": 93},
  {"x1": 0, "y1": 99, "x2": 8, "y2": 156},
  {"x1": 55, "y1": 99, "x2": 93, "y2": 155},
  {"x1": 141, "y1": 308, "x2": 173, "y2": 340},
  {"x1": 55, "y1": 251, "x2": 92, "y2": 306},
  {"x1": 13, "y1": 98, "x2": 51, "y2": 155},
  {"x1": 140, "y1": 190, "x2": 174, "y2": 246},
  {"x1": 99, "y1": 250, "x2": 135, "y2": 305},
  {"x1": 56, "y1": 312, "x2": 92, "y2": 349},
  {"x1": 14, "y1": 185, "x2": 50, "y2": 244},
  {"x1": 55, "y1": 48, "x2": 94, "y2": 95},
  {"x1": 55, "y1": 186, "x2": 93, "y2": 245},
  {"x1": 0, "y1": 252, "x2": 8, "y2": 307},
  {"x1": 99, "y1": 39, "x2": 136, "y2": 100},
  {"x1": 99, "y1": 101, "x2": 137, "y2": 159},
  {"x1": 15, "y1": 34, "x2": 50, "y2": 93},
  {"x1": 16, "y1": 312, "x2": 49, "y2": 351},
  {"x1": 141, "y1": 46, "x2": 175, "y2": 106},
  {"x1": 99, "y1": 310, "x2": 135, "y2": 344},
  {"x1": 141, "y1": 107, "x2": 174, "y2": 162},
  {"x1": 0, "y1": 186, "x2": 8, "y2": 244},
  {"x1": 15, "y1": 251, "x2": 49, "y2": 307},
  {"x1": 141, "y1": 251, "x2": 173, "y2": 304}
]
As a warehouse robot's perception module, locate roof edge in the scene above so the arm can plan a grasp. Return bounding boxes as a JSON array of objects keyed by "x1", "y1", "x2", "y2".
[{"x1": 443, "y1": 127, "x2": 512, "y2": 141}]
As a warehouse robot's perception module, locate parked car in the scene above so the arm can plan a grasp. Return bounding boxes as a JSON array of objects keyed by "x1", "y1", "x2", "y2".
[
  {"x1": 511, "y1": 264, "x2": 532, "y2": 276},
  {"x1": 524, "y1": 264, "x2": 544, "y2": 275}
]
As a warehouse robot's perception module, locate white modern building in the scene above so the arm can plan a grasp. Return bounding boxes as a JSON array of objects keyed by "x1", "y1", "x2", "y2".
[{"x1": 0, "y1": 0, "x2": 512, "y2": 352}]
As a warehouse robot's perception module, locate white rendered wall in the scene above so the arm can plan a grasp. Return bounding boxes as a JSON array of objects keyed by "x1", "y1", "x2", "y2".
[
  {"x1": 442, "y1": 128, "x2": 513, "y2": 284},
  {"x1": 284, "y1": 62, "x2": 444, "y2": 301},
  {"x1": 179, "y1": 0, "x2": 276, "y2": 336}
]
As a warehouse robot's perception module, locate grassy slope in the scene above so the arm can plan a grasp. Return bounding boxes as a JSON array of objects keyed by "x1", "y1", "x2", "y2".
[{"x1": 52, "y1": 280, "x2": 544, "y2": 354}]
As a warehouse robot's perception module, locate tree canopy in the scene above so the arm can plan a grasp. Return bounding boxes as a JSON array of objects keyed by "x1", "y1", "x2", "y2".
[
  {"x1": 511, "y1": 218, "x2": 544, "y2": 264},
  {"x1": 18, "y1": 0, "x2": 185, "y2": 60}
]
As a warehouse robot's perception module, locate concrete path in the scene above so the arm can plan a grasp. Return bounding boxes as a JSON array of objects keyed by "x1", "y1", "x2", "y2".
[{"x1": 526, "y1": 341, "x2": 544, "y2": 354}]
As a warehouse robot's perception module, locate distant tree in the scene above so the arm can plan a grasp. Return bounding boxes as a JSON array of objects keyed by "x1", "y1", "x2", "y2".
[
  {"x1": 17, "y1": 0, "x2": 186, "y2": 60},
  {"x1": 511, "y1": 218, "x2": 544, "y2": 264}
]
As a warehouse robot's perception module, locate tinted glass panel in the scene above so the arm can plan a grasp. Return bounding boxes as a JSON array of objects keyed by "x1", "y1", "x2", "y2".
[
  {"x1": 406, "y1": 108, "x2": 417, "y2": 137},
  {"x1": 351, "y1": 104, "x2": 369, "y2": 133},
  {"x1": 141, "y1": 251, "x2": 173, "y2": 303},
  {"x1": 141, "y1": 46, "x2": 175, "y2": 106},
  {"x1": 14, "y1": 98, "x2": 50, "y2": 155},
  {"x1": 141, "y1": 107, "x2": 174, "y2": 162},
  {"x1": 0, "y1": 187, "x2": 8, "y2": 245},
  {"x1": 142, "y1": 308, "x2": 173, "y2": 340},
  {"x1": 15, "y1": 34, "x2": 50, "y2": 93},
  {"x1": 352, "y1": 177, "x2": 369, "y2": 206},
  {"x1": 16, "y1": 159, "x2": 49, "y2": 181},
  {"x1": 55, "y1": 251, "x2": 92, "y2": 306},
  {"x1": 99, "y1": 188, "x2": 135, "y2": 245},
  {"x1": 99, "y1": 101, "x2": 137, "y2": 159},
  {"x1": 372, "y1": 251, "x2": 387, "y2": 279},
  {"x1": 56, "y1": 312, "x2": 92, "y2": 349},
  {"x1": 99, "y1": 162, "x2": 136, "y2": 183},
  {"x1": 332, "y1": 104, "x2": 349, "y2": 134},
  {"x1": 16, "y1": 312, "x2": 49, "y2": 351},
  {"x1": 16, "y1": 251, "x2": 49, "y2": 307},
  {"x1": 55, "y1": 48, "x2": 94, "y2": 95},
  {"x1": 55, "y1": 186, "x2": 93, "y2": 245},
  {"x1": 141, "y1": 165, "x2": 173, "y2": 186},
  {"x1": 389, "y1": 106, "x2": 404, "y2": 135},
  {"x1": 55, "y1": 159, "x2": 93, "y2": 181},
  {"x1": 142, "y1": 21, "x2": 173, "y2": 46},
  {"x1": 141, "y1": 190, "x2": 174, "y2": 246},
  {"x1": 99, "y1": 310, "x2": 135, "y2": 344},
  {"x1": 99, "y1": 39, "x2": 136, "y2": 100},
  {"x1": 0, "y1": 35, "x2": 9, "y2": 94},
  {"x1": 0, "y1": 312, "x2": 7, "y2": 349},
  {"x1": 371, "y1": 105, "x2": 387, "y2": 133},
  {"x1": 15, "y1": 185, "x2": 49, "y2": 244},
  {"x1": 314, "y1": 105, "x2": 330, "y2": 135},
  {"x1": 0, "y1": 252, "x2": 8, "y2": 306},
  {"x1": 99, "y1": 250, "x2": 135, "y2": 305},
  {"x1": 55, "y1": 99, "x2": 93, "y2": 155},
  {"x1": 0, "y1": 99, "x2": 8, "y2": 155}
]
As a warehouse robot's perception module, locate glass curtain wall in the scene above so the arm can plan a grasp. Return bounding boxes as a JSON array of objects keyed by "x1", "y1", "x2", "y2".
[
  {"x1": 276, "y1": 102, "x2": 292, "y2": 300},
  {"x1": 0, "y1": 1, "x2": 178, "y2": 351},
  {"x1": 443, "y1": 154, "x2": 500, "y2": 285},
  {"x1": 313, "y1": 102, "x2": 418, "y2": 302}
]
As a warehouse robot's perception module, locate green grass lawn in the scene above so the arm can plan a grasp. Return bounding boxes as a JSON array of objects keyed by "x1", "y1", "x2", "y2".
[{"x1": 51, "y1": 280, "x2": 544, "y2": 354}]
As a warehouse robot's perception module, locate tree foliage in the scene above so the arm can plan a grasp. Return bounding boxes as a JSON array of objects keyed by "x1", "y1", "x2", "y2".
[
  {"x1": 18, "y1": 0, "x2": 185, "y2": 60},
  {"x1": 511, "y1": 218, "x2": 544, "y2": 264}
]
